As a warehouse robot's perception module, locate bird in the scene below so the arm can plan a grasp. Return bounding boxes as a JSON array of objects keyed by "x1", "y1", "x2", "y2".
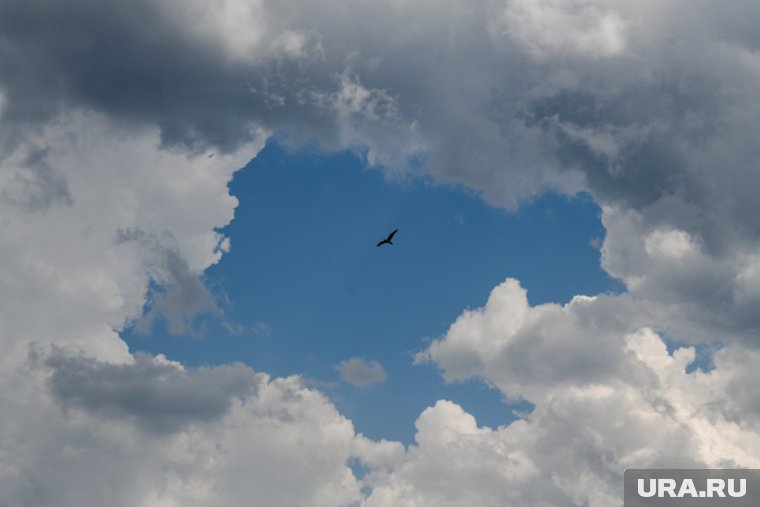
[
  {"x1": 376, "y1": 229, "x2": 398, "y2": 247},
  {"x1": 208, "y1": 153, "x2": 215, "y2": 158}
]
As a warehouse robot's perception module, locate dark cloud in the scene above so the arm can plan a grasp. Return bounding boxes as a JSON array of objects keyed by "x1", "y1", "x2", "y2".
[
  {"x1": 524, "y1": 66, "x2": 758, "y2": 253},
  {"x1": 46, "y1": 351, "x2": 259, "y2": 434},
  {"x1": 0, "y1": 0, "x2": 341, "y2": 153}
]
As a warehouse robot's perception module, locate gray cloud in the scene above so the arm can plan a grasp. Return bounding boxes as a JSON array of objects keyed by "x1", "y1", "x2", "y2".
[
  {"x1": 138, "y1": 247, "x2": 222, "y2": 335},
  {"x1": 0, "y1": 145, "x2": 73, "y2": 212},
  {"x1": 116, "y1": 228, "x2": 222, "y2": 335},
  {"x1": 46, "y1": 351, "x2": 258, "y2": 434},
  {"x1": 3, "y1": 346, "x2": 398, "y2": 507},
  {"x1": 0, "y1": 0, "x2": 341, "y2": 153},
  {"x1": 2, "y1": 0, "x2": 758, "y2": 255},
  {"x1": 337, "y1": 357, "x2": 387, "y2": 388},
  {"x1": 0, "y1": 0, "x2": 566, "y2": 203}
]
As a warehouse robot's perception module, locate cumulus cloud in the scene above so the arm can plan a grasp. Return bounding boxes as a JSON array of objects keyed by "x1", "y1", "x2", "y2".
[
  {"x1": 3, "y1": 0, "x2": 759, "y2": 249},
  {"x1": 0, "y1": 145, "x2": 73, "y2": 212},
  {"x1": 0, "y1": 111, "x2": 262, "y2": 366},
  {"x1": 0, "y1": 71, "x2": 402, "y2": 507},
  {"x1": 493, "y1": 0, "x2": 627, "y2": 58},
  {"x1": 599, "y1": 207, "x2": 760, "y2": 342},
  {"x1": 412, "y1": 279, "x2": 760, "y2": 506},
  {"x1": 337, "y1": 357, "x2": 388, "y2": 388},
  {"x1": 417, "y1": 279, "x2": 637, "y2": 399},
  {"x1": 2, "y1": 0, "x2": 760, "y2": 506},
  {"x1": 4, "y1": 345, "x2": 403, "y2": 507}
]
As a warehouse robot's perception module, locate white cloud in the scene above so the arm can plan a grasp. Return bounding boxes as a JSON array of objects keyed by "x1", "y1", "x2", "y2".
[
  {"x1": 337, "y1": 358, "x2": 388, "y2": 388},
  {"x1": 643, "y1": 228, "x2": 698, "y2": 261},
  {"x1": 0, "y1": 111, "x2": 264, "y2": 367},
  {"x1": 363, "y1": 400, "x2": 549, "y2": 507},
  {"x1": 493, "y1": 0, "x2": 627, "y2": 58},
  {"x1": 412, "y1": 279, "x2": 760, "y2": 506},
  {"x1": 417, "y1": 279, "x2": 636, "y2": 399}
]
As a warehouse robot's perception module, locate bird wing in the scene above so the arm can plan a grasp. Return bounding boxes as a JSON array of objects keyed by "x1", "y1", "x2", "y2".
[
  {"x1": 387, "y1": 229, "x2": 398, "y2": 241},
  {"x1": 376, "y1": 239, "x2": 387, "y2": 247}
]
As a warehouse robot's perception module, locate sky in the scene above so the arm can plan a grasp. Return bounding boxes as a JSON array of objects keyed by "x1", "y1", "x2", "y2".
[
  {"x1": 123, "y1": 140, "x2": 619, "y2": 443},
  {"x1": 2, "y1": 1, "x2": 760, "y2": 506}
]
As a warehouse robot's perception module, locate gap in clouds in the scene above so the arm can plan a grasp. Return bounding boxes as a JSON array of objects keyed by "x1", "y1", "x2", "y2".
[
  {"x1": 123, "y1": 139, "x2": 623, "y2": 443},
  {"x1": 660, "y1": 335, "x2": 723, "y2": 374}
]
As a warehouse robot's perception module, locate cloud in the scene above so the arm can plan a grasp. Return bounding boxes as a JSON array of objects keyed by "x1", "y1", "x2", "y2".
[
  {"x1": 2, "y1": 1, "x2": 760, "y2": 506},
  {"x1": 337, "y1": 358, "x2": 388, "y2": 388},
  {"x1": 3, "y1": 1, "x2": 757, "y2": 291},
  {"x1": 599, "y1": 207, "x2": 760, "y2": 342},
  {"x1": 117, "y1": 228, "x2": 224, "y2": 335},
  {"x1": 3, "y1": 345, "x2": 404, "y2": 507},
  {"x1": 45, "y1": 351, "x2": 258, "y2": 434},
  {"x1": 0, "y1": 111, "x2": 255, "y2": 366},
  {"x1": 411, "y1": 278, "x2": 760, "y2": 506},
  {"x1": 417, "y1": 279, "x2": 633, "y2": 399},
  {"x1": 2, "y1": 0, "x2": 759, "y2": 251},
  {"x1": 0, "y1": 145, "x2": 73, "y2": 212},
  {"x1": 0, "y1": 106, "x2": 403, "y2": 507},
  {"x1": 493, "y1": 0, "x2": 627, "y2": 58}
]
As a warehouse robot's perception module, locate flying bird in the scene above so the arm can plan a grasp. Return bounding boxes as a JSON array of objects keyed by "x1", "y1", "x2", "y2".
[{"x1": 376, "y1": 229, "x2": 398, "y2": 247}]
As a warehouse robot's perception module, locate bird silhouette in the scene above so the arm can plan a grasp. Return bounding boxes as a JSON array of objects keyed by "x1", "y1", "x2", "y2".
[{"x1": 377, "y1": 229, "x2": 398, "y2": 247}]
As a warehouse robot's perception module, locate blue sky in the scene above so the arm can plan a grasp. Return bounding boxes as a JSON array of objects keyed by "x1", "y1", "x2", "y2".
[{"x1": 124, "y1": 139, "x2": 622, "y2": 443}]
